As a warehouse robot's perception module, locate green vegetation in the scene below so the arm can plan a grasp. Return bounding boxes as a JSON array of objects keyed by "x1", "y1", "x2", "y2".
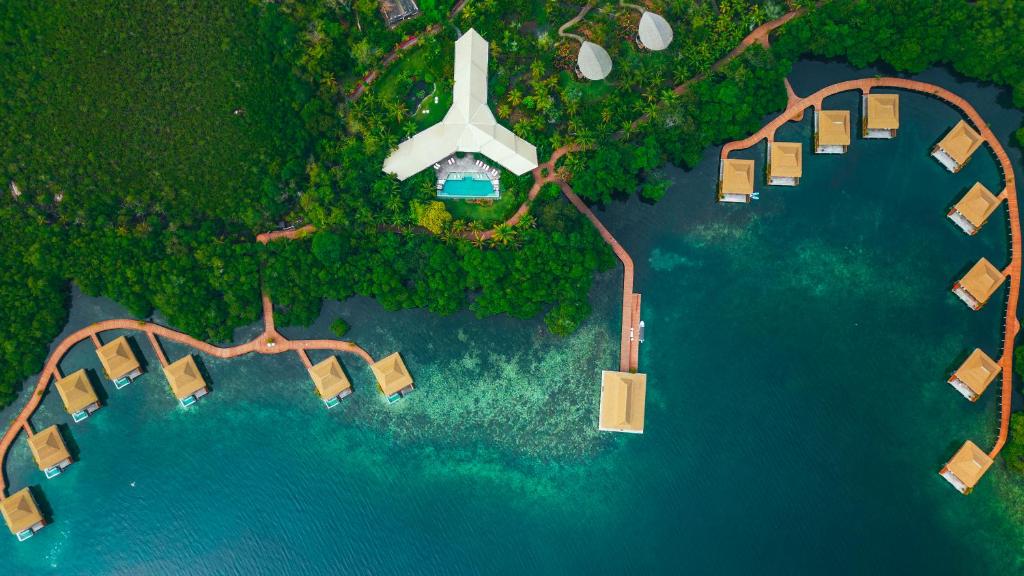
[
  {"x1": 3, "y1": 0, "x2": 1024, "y2": 416},
  {"x1": 330, "y1": 318, "x2": 350, "y2": 338},
  {"x1": 1007, "y1": 414, "x2": 1024, "y2": 475}
]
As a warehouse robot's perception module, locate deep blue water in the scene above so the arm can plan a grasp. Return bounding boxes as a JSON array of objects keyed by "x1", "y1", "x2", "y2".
[{"x1": 1, "y1": 62, "x2": 1023, "y2": 575}]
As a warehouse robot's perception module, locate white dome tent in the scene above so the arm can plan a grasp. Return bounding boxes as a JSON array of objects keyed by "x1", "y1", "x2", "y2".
[
  {"x1": 637, "y1": 11, "x2": 673, "y2": 51},
  {"x1": 577, "y1": 41, "x2": 613, "y2": 81}
]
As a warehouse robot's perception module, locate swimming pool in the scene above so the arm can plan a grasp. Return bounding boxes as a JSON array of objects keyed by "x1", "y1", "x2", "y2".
[{"x1": 438, "y1": 172, "x2": 499, "y2": 199}]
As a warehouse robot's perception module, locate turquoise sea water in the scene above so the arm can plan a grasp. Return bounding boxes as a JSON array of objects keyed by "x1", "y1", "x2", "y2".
[{"x1": 2, "y1": 62, "x2": 1024, "y2": 574}]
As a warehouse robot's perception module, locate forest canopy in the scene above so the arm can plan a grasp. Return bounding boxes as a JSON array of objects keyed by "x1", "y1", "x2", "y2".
[{"x1": 2, "y1": 0, "x2": 1024, "y2": 414}]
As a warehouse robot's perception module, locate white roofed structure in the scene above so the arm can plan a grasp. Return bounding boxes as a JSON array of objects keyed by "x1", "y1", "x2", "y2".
[
  {"x1": 577, "y1": 41, "x2": 613, "y2": 81},
  {"x1": 382, "y1": 29, "x2": 538, "y2": 181},
  {"x1": 637, "y1": 12, "x2": 673, "y2": 51}
]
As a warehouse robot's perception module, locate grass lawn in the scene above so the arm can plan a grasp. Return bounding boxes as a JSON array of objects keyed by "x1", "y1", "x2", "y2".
[{"x1": 443, "y1": 188, "x2": 524, "y2": 225}]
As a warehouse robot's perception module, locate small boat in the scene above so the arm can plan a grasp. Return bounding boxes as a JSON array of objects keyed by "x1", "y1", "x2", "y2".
[{"x1": 638, "y1": 320, "x2": 645, "y2": 343}]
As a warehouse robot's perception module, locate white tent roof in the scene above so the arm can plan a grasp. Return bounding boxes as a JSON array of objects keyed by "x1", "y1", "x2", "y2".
[
  {"x1": 382, "y1": 29, "x2": 538, "y2": 180},
  {"x1": 638, "y1": 12, "x2": 673, "y2": 51},
  {"x1": 577, "y1": 41, "x2": 612, "y2": 81}
]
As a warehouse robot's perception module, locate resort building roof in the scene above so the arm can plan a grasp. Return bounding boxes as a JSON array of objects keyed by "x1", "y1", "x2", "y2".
[
  {"x1": 96, "y1": 336, "x2": 140, "y2": 381},
  {"x1": 27, "y1": 425, "x2": 71, "y2": 472},
  {"x1": 164, "y1": 355, "x2": 207, "y2": 400},
  {"x1": 959, "y1": 258, "x2": 1006, "y2": 305},
  {"x1": 943, "y1": 440, "x2": 993, "y2": 491},
  {"x1": 637, "y1": 12, "x2": 673, "y2": 51},
  {"x1": 55, "y1": 369, "x2": 99, "y2": 414},
  {"x1": 817, "y1": 110, "x2": 851, "y2": 146},
  {"x1": 379, "y1": 0, "x2": 420, "y2": 28},
  {"x1": 0, "y1": 488, "x2": 43, "y2": 536},
  {"x1": 371, "y1": 352, "x2": 414, "y2": 397},
  {"x1": 865, "y1": 94, "x2": 899, "y2": 130},
  {"x1": 953, "y1": 183, "x2": 1001, "y2": 229},
  {"x1": 309, "y1": 356, "x2": 352, "y2": 400},
  {"x1": 599, "y1": 371, "x2": 647, "y2": 433},
  {"x1": 721, "y1": 159, "x2": 755, "y2": 196},
  {"x1": 382, "y1": 29, "x2": 538, "y2": 181},
  {"x1": 938, "y1": 120, "x2": 983, "y2": 166},
  {"x1": 952, "y1": 349, "x2": 1001, "y2": 398},
  {"x1": 577, "y1": 41, "x2": 613, "y2": 81},
  {"x1": 769, "y1": 142, "x2": 802, "y2": 178}
]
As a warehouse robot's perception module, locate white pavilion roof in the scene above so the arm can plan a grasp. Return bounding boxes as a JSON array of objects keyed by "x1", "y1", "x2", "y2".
[
  {"x1": 638, "y1": 12, "x2": 673, "y2": 51},
  {"x1": 577, "y1": 41, "x2": 612, "y2": 81},
  {"x1": 382, "y1": 29, "x2": 538, "y2": 180}
]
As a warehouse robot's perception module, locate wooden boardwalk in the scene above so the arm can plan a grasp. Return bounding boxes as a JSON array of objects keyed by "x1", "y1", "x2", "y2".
[
  {"x1": 720, "y1": 77, "x2": 1021, "y2": 460},
  {"x1": 558, "y1": 181, "x2": 640, "y2": 372},
  {"x1": 0, "y1": 291, "x2": 374, "y2": 496}
]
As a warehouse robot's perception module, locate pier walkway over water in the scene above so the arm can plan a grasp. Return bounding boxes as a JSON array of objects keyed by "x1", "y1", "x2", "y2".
[
  {"x1": 0, "y1": 291, "x2": 375, "y2": 496},
  {"x1": 719, "y1": 78, "x2": 1021, "y2": 462}
]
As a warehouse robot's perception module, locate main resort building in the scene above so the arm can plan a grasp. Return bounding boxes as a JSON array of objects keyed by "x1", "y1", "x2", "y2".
[{"x1": 382, "y1": 29, "x2": 538, "y2": 199}]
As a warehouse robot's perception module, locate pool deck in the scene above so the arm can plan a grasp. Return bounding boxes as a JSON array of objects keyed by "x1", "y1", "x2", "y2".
[{"x1": 435, "y1": 154, "x2": 499, "y2": 183}]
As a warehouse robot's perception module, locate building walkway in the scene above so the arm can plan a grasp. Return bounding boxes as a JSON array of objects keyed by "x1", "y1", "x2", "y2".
[
  {"x1": 0, "y1": 290, "x2": 374, "y2": 496},
  {"x1": 719, "y1": 77, "x2": 1021, "y2": 461}
]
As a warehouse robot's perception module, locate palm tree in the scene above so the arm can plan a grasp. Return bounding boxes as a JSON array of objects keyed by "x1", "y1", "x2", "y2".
[{"x1": 507, "y1": 88, "x2": 524, "y2": 107}]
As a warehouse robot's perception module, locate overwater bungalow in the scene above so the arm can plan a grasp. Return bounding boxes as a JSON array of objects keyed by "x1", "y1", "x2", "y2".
[
  {"x1": 767, "y1": 142, "x2": 802, "y2": 186},
  {"x1": 948, "y1": 182, "x2": 1001, "y2": 235},
  {"x1": 0, "y1": 488, "x2": 45, "y2": 541},
  {"x1": 164, "y1": 355, "x2": 209, "y2": 408},
  {"x1": 932, "y1": 120, "x2": 983, "y2": 173},
  {"x1": 814, "y1": 109, "x2": 851, "y2": 154},
  {"x1": 370, "y1": 352, "x2": 414, "y2": 403},
  {"x1": 599, "y1": 371, "x2": 647, "y2": 434},
  {"x1": 718, "y1": 158, "x2": 755, "y2": 203},
  {"x1": 862, "y1": 93, "x2": 899, "y2": 138},
  {"x1": 308, "y1": 356, "x2": 352, "y2": 408},
  {"x1": 939, "y1": 440, "x2": 992, "y2": 494},
  {"x1": 27, "y1": 425, "x2": 72, "y2": 479},
  {"x1": 952, "y1": 257, "x2": 1005, "y2": 310},
  {"x1": 55, "y1": 369, "x2": 101, "y2": 423},
  {"x1": 947, "y1": 348, "x2": 1000, "y2": 402},
  {"x1": 96, "y1": 335, "x2": 142, "y2": 389}
]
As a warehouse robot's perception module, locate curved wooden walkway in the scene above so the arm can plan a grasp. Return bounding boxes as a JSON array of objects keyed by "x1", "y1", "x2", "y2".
[
  {"x1": 0, "y1": 291, "x2": 374, "y2": 495},
  {"x1": 719, "y1": 77, "x2": 1021, "y2": 460}
]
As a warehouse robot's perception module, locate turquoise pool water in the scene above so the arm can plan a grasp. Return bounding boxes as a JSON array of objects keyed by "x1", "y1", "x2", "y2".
[
  {"x1": 438, "y1": 172, "x2": 499, "y2": 199},
  {"x1": 1, "y1": 63, "x2": 1024, "y2": 575}
]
